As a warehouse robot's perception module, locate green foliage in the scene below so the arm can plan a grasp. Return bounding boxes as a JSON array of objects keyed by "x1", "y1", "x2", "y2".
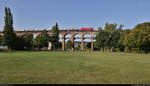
[
  {"x1": 34, "y1": 30, "x2": 49, "y2": 50},
  {"x1": 124, "y1": 22, "x2": 150, "y2": 53},
  {"x1": 51, "y1": 23, "x2": 60, "y2": 50},
  {"x1": 118, "y1": 29, "x2": 131, "y2": 52},
  {"x1": 8, "y1": 33, "x2": 34, "y2": 51},
  {"x1": 34, "y1": 35, "x2": 43, "y2": 50},
  {"x1": 0, "y1": 35, "x2": 2, "y2": 45},
  {"x1": 22, "y1": 33, "x2": 34, "y2": 50},
  {"x1": 96, "y1": 23, "x2": 121, "y2": 52},
  {"x1": 3, "y1": 7, "x2": 17, "y2": 50},
  {"x1": 95, "y1": 27, "x2": 109, "y2": 50},
  {"x1": 65, "y1": 40, "x2": 74, "y2": 50},
  {"x1": 13, "y1": 36, "x2": 25, "y2": 50},
  {"x1": 1, "y1": 7, "x2": 150, "y2": 53},
  {"x1": 118, "y1": 24, "x2": 124, "y2": 32},
  {"x1": 104, "y1": 23, "x2": 117, "y2": 33}
]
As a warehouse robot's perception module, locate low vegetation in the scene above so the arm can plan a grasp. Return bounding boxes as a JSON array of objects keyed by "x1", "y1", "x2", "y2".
[{"x1": 0, "y1": 51, "x2": 150, "y2": 84}]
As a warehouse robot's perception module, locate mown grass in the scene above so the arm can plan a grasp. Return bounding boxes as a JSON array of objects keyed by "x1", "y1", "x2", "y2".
[{"x1": 0, "y1": 51, "x2": 150, "y2": 84}]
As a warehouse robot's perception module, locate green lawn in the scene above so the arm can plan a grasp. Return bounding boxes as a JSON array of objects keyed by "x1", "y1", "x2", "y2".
[{"x1": 0, "y1": 51, "x2": 150, "y2": 84}]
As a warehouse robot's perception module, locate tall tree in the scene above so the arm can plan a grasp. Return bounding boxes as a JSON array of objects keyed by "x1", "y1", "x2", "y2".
[
  {"x1": 3, "y1": 7, "x2": 16, "y2": 50},
  {"x1": 104, "y1": 23, "x2": 120, "y2": 52},
  {"x1": 51, "y1": 23, "x2": 59, "y2": 50},
  {"x1": 95, "y1": 27, "x2": 105, "y2": 51},
  {"x1": 95, "y1": 27, "x2": 110, "y2": 51}
]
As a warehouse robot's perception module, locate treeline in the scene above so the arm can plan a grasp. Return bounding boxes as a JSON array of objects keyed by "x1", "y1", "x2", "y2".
[
  {"x1": 0, "y1": 7, "x2": 150, "y2": 53},
  {"x1": 95, "y1": 22, "x2": 150, "y2": 53},
  {"x1": 0, "y1": 7, "x2": 60, "y2": 51}
]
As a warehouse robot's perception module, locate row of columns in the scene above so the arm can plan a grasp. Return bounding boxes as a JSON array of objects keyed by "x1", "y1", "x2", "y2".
[
  {"x1": 61, "y1": 36, "x2": 94, "y2": 51},
  {"x1": 33, "y1": 32, "x2": 95, "y2": 51}
]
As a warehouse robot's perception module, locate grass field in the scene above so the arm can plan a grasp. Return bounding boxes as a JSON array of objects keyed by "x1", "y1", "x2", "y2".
[{"x1": 0, "y1": 51, "x2": 150, "y2": 84}]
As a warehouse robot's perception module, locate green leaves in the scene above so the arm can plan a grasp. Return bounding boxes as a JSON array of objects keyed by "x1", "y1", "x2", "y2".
[
  {"x1": 95, "y1": 23, "x2": 121, "y2": 51},
  {"x1": 65, "y1": 40, "x2": 74, "y2": 50},
  {"x1": 124, "y1": 22, "x2": 150, "y2": 52},
  {"x1": 51, "y1": 23, "x2": 60, "y2": 50},
  {"x1": 34, "y1": 30, "x2": 49, "y2": 50},
  {"x1": 3, "y1": 7, "x2": 16, "y2": 50}
]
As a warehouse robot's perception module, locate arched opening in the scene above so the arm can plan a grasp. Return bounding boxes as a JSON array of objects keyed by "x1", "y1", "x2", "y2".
[
  {"x1": 65, "y1": 39, "x2": 74, "y2": 51},
  {"x1": 59, "y1": 39, "x2": 62, "y2": 42},
  {"x1": 83, "y1": 33, "x2": 91, "y2": 38},
  {"x1": 65, "y1": 34, "x2": 72, "y2": 39},
  {"x1": 74, "y1": 39, "x2": 81, "y2": 51},
  {"x1": 84, "y1": 39, "x2": 91, "y2": 51},
  {"x1": 93, "y1": 34, "x2": 97, "y2": 38},
  {"x1": 65, "y1": 39, "x2": 70, "y2": 43},
  {"x1": 74, "y1": 33, "x2": 81, "y2": 38}
]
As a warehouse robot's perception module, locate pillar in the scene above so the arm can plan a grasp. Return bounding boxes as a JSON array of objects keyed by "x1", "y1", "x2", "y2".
[
  {"x1": 62, "y1": 36, "x2": 65, "y2": 51},
  {"x1": 71, "y1": 36, "x2": 74, "y2": 51},
  {"x1": 81, "y1": 35, "x2": 84, "y2": 51},
  {"x1": 91, "y1": 37, "x2": 94, "y2": 51}
]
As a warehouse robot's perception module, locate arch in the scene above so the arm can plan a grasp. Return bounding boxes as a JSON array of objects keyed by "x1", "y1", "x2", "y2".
[
  {"x1": 83, "y1": 33, "x2": 92, "y2": 38},
  {"x1": 65, "y1": 39, "x2": 70, "y2": 42},
  {"x1": 74, "y1": 39, "x2": 81, "y2": 42},
  {"x1": 74, "y1": 33, "x2": 81, "y2": 38},
  {"x1": 65, "y1": 33, "x2": 72, "y2": 39},
  {"x1": 74, "y1": 39, "x2": 81, "y2": 51},
  {"x1": 84, "y1": 39, "x2": 91, "y2": 42},
  {"x1": 83, "y1": 39, "x2": 92, "y2": 50},
  {"x1": 92, "y1": 33, "x2": 97, "y2": 38},
  {"x1": 59, "y1": 39, "x2": 62, "y2": 42}
]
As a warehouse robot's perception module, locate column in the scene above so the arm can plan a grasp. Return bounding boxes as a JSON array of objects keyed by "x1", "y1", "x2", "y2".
[
  {"x1": 71, "y1": 37, "x2": 74, "y2": 51},
  {"x1": 62, "y1": 36, "x2": 65, "y2": 51},
  {"x1": 81, "y1": 35, "x2": 84, "y2": 51},
  {"x1": 91, "y1": 37, "x2": 94, "y2": 51}
]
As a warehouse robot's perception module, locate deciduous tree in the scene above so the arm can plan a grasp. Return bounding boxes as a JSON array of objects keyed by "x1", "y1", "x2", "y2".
[{"x1": 34, "y1": 30, "x2": 49, "y2": 50}]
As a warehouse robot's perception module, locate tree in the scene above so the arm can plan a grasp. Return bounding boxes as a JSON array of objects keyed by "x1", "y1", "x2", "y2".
[
  {"x1": 124, "y1": 22, "x2": 150, "y2": 53},
  {"x1": 118, "y1": 24, "x2": 124, "y2": 32},
  {"x1": 95, "y1": 23, "x2": 123, "y2": 52},
  {"x1": 118, "y1": 29, "x2": 130, "y2": 52},
  {"x1": 34, "y1": 30, "x2": 49, "y2": 50},
  {"x1": 3, "y1": 7, "x2": 16, "y2": 50},
  {"x1": 105, "y1": 23, "x2": 117, "y2": 33},
  {"x1": 23, "y1": 33, "x2": 34, "y2": 50},
  {"x1": 13, "y1": 35, "x2": 25, "y2": 50},
  {"x1": 40, "y1": 30, "x2": 49, "y2": 50},
  {"x1": 34, "y1": 35, "x2": 43, "y2": 50},
  {"x1": 51, "y1": 23, "x2": 59, "y2": 50},
  {"x1": 0, "y1": 35, "x2": 2, "y2": 45},
  {"x1": 109, "y1": 31, "x2": 120, "y2": 52},
  {"x1": 104, "y1": 23, "x2": 120, "y2": 52},
  {"x1": 65, "y1": 40, "x2": 74, "y2": 50},
  {"x1": 95, "y1": 26, "x2": 110, "y2": 51},
  {"x1": 95, "y1": 27, "x2": 105, "y2": 51}
]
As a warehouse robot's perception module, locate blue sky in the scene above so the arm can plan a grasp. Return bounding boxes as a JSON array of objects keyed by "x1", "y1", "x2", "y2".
[{"x1": 0, "y1": 0, "x2": 150, "y2": 30}]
